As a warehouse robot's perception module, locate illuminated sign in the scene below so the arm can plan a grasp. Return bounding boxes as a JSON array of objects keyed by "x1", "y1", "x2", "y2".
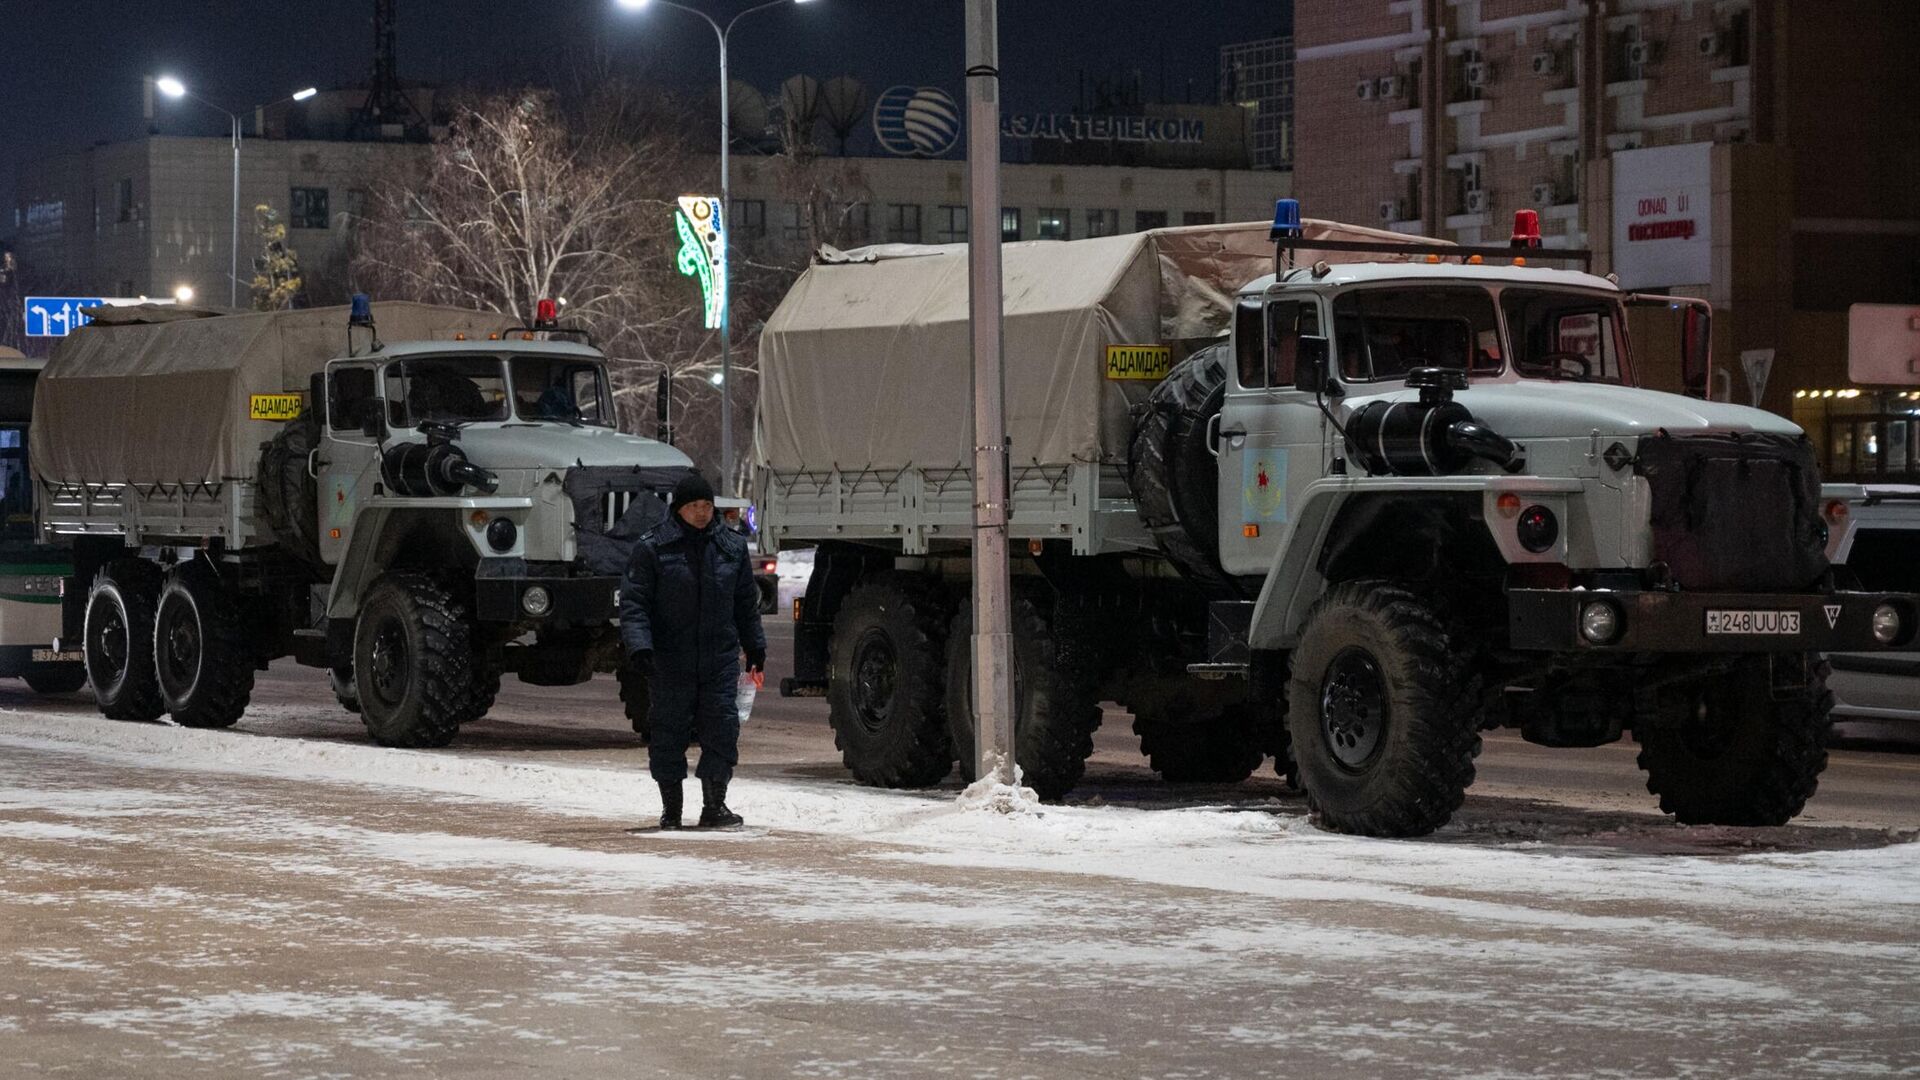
[
  {"x1": 1003, "y1": 114, "x2": 1205, "y2": 145},
  {"x1": 674, "y1": 195, "x2": 727, "y2": 331},
  {"x1": 1611, "y1": 143, "x2": 1712, "y2": 289},
  {"x1": 873, "y1": 86, "x2": 962, "y2": 157}
]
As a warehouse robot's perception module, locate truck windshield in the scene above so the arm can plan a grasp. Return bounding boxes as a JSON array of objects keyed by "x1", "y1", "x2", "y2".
[
  {"x1": 1501, "y1": 289, "x2": 1634, "y2": 385},
  {"x1": 510, "y1": 357, "x2": 614, "y2": 426},
  {"x1": 1333, "y1": 286, "x2": 1503, "y2": 382},
  {"x1": 384, "y1": 357, "x2": 510, "y2": 427}
]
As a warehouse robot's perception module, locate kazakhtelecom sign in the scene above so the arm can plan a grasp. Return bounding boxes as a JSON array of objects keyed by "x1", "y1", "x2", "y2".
[
  {"x1": 1002, "y1": 113, "x2": 1205, "y2": 146},
  {"x1": 869, "y1": 85, "x2": 1208, "y2": 158}
]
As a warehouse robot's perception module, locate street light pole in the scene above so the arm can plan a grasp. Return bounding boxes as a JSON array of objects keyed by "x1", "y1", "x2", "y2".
[{"x1": 617, "y1": 0, "x2": 806, "y2": 494}]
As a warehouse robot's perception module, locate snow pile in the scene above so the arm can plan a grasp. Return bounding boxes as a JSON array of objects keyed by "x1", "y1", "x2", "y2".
[{"x1": 954, "y1": 758, "x2": 1041, "y2": 816}]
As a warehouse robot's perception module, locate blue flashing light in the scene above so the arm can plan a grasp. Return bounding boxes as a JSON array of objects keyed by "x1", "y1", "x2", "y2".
[
  {"x1": 349, "y1": 293, "x2": 373, "y2": 327},
  {"x1": 1269, "y1": 198, "x2": 1303, "y2": 240}
]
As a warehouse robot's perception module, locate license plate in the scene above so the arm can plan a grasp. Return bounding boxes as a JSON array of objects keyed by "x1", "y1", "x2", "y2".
[
  {"x1": 1704, "y1": 610, "x2": 1800, "y2": 636},
  {"x1": 31, "y1": 649, "x2": 81, "y2": 662}
]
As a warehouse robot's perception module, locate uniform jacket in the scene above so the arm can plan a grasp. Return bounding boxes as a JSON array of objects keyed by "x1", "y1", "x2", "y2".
[{"x1": 619, "y1": 516, "x2": 767, "y2": 674}]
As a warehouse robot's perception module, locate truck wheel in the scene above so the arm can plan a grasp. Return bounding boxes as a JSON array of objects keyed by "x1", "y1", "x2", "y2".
[
  {"x1": 1131, "y1": 686, "x2": 1264, "y2": 784},
  {"x1": 23, "y1": 667, "x2": 87, "y2": 695},
  {"x1": 1634, "y1": 656, "x2": 1832, "y2": 826},
  {"x1": 259, "y1": 411, "x2": 326, "y2": 575},
  {"x1": 84, "y1": 559, "x2": 166, "y2": 722},
  {"x1": 330, "y1": 663, "x2": 361, "y2": 714},
  {"x1": 1286, "y1": 581, "x2": 1481, "y2": 837},
  {"x1": 353, "y1": 572, "x2": 473, "y2": 748},
  {"x1": 617, "y1": 661, "x2": 652, "y2": 742},
  {"x1": 946, "y1": 594, "x2": 1103, "y2": 801},
  {"x1": 153, "y1": 563, "x2": 255, "y2": 728},
  {"x1": 454, "y1": 658, "x2": 502, "y2": 724},
  {"x1": 826, "y1": 573, "x2": 953, "y2": 788}
]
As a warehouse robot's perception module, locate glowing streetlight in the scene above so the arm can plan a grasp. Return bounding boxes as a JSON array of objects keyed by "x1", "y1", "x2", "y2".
[
  {"x1": 173, "y1": 285, "x2": 195, "y2": 303},
  {"x1": 155, "y1": 75, "x2": 186, "y2": 99},
  {"x1": 291, "y1": 87, "x2": 318, "y2": 102}
]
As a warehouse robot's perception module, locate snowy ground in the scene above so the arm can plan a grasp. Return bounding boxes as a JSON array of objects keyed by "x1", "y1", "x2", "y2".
[{"x1": 2, "y1": 693, "x2": 1918, "y2": 1078}]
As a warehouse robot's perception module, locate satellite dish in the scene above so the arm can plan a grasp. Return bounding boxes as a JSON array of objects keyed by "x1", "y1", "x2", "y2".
[
  {"x1": 727, "y1": 81, "x2": 770, "y2": 147},
  {"x1": 820, "y1": 76, "x2": 869, "y2": 154},
  {"x1": 780, "y1": 75, "x2": 822, "y2": 150}
]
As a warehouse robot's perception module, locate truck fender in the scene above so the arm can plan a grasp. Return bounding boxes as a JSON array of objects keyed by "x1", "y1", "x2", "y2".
[
  {"x1": 325, "y1": 497, "x2": 534, "y2": 620},
  {"x1": 1246, "y1": 485, "x2": 1352, "y2": 651}
]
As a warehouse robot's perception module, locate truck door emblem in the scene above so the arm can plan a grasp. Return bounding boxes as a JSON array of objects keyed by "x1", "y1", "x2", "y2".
[
  {"x1": 1824, "y1": 604, "x2": 1841, "y2": 629},
  {"x1": 1243, "y1": 450, "x2": 1288, "y2": 525}
]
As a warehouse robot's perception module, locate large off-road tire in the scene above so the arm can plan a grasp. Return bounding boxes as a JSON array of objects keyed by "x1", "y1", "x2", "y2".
[
  {"x1": 153, "y1": 563, "x2": 255, "y2": 728},
  {"x1": 946, "y1": 593, "x2": 1103, "y2": 801},
  {"x1": 353, "y1": 572, "x2": 474, "y2": 749},
  {"x1": 1130, "y1": 681, "x2": 1265, "y2": 784},
  {"x1": 330, "y1": 663, "x2": 361, "y2": 714},
  {"x1": 617, "y1": 661, "x2": 652, "y2": 742},
  {"x1": 826, "y1": 573, "x2": 954, "y2": 788},
  {"x1": 454, "y1": 656, "x2": 502, "y2": 725},
  {"x1": 259, "y1": 411, "x2": 326, "y2": 576},
  {"x1": 1286, "y1": 581, "x2": 1482, "y2": 837},
  {"x1": 1126, "y1": 343, "x2": 1243, "y2": 599},
  {"x1": 84, "y1": 559, "x2": 166, "y2": 722},
  {"x1": 23, "y1": 667, "x2": 88, "y2": 695},
  {"x1": 1634, "y1": 655, "x2": 1832, "y2": 826}
]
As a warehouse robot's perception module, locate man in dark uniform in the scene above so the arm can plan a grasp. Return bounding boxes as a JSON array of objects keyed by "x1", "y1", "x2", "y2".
[{"x1": 619, "y1": 473, "x2": 767, "y2": 829}]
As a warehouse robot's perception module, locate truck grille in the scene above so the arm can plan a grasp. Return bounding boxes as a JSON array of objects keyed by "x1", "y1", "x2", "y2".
[
  {"x1": 602, "y1": 490, "x2": 640, "y2": 530},
  {"x1": 1634, "y1": 432, "x2": 1828, "y2": 592}
]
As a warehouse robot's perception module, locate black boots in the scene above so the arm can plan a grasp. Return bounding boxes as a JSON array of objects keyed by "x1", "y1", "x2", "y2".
[
  {"x1": 698, "y1": 778, "x2": 743, "y2": 829},
  {"x1": 657, "y1": 781, "x2": 684, "y2": 830}
]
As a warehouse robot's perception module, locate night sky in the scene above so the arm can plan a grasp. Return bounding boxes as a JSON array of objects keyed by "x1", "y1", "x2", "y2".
[{"x1": 0, "y1": 0, "x2": 1290, "y2": 227}]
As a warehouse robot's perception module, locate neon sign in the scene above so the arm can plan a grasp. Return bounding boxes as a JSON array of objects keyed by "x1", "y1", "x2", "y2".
[{"x1": 674, "y1": 195, "x2": 727, "y2": 331}]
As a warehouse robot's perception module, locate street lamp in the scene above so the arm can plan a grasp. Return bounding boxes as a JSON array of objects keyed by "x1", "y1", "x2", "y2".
[
  {"x1": 614, "y1": 0, "x2": 813, "y2": 493},
  {"x1": 173, "y1": 284, "x2": 194, "y2": 304},
  {"x1": 152, "y1": 77, "x2": 316, "y2": 309}
]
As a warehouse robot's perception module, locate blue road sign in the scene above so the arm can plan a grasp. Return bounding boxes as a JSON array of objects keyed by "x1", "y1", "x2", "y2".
[{"x1": 23, "y1": 297, "x2": 107, "y2": 338}]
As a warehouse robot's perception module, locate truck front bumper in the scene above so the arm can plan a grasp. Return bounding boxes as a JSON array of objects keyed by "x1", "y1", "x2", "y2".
[
  {"x1": 475, "y1": 574, "x2": 620, "y2": 623},
  {"x1": 1508, "y1": 589, "x2": 1920, "y2": 653}
]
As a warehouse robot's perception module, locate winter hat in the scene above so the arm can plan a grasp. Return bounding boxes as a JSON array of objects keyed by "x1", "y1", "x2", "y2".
[{"x1": 671, "y1": 471, "x2": 716, "y2": 507}]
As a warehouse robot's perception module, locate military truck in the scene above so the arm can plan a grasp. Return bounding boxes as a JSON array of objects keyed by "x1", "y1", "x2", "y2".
[
  {"x1": 0, "y1": 352, "x2": 87, "y2": 693},
  {"x1": 755, "y1": 211, "x2": 1920, "y2": 837},
  {"x1": 34, "y1": 299, "x2": 691, "y2": 746}
]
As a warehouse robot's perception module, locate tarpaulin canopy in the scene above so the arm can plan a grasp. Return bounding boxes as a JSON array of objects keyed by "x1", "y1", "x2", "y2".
[
  {"x1": 756, "y1": 219, "x2": 1437, "y2": 473},
  {"x1": 33, "y1": 302, "x2": 517, "y2": 486}
]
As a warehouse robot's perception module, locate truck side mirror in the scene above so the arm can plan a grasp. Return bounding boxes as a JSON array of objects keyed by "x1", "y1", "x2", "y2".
[
  {"x1": 1294, "y1": 336, "x2": 1331, "y2": 393},
  {"x1": 1681, "y1": 305, "x2": 1711, "y2": 397}
]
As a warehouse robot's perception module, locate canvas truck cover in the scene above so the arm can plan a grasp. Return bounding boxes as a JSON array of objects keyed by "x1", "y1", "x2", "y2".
[
  {"x1": 756, "y1": 219, "x2": 1430, "y2": 473},
  {"x1": 32, "y1": 302, "x2": 516, "y2": 486}
]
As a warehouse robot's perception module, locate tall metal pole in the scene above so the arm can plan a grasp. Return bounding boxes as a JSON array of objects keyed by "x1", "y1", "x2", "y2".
[
  {"x1": 229, "y1": 114, "x2": 241, "y2": 309},
  {"x1": 964, "y1": 0, "x2": 1015, "y2": 788},
  {"x1": 716, "y1": 22, "x2": 734, "y2": 493}
]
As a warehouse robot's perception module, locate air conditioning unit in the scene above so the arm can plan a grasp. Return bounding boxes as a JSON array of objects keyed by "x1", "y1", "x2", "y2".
[
  {"x1": 1356, "y1": 79, "x2": 1378, "y2": 101},
  {"x1": 1465, "y1": 189, "x2": 1492, "y2": 215},
  {"x1": 1465, "y1": 62, "x2": 1492, "y2": 89},
  {"x1": 1378, "y1": 199, "x2": 1407, "y2": 224},
  {"x1": 1530, "y1": 52, "x2": 1559, "y2": 77},
  {"x1": 1625, "y1": 41, "x2": 1658, "y2": 68},
  {"x1": 1531, "y1": 182, "x2": 1559, "y2": 208},
  {"x1": 1377, "y1": 74, "x2": 1406, "y2": 99},
  {"x1": 1698, "y1": 31, "x2": 1726, "y2": 57}
]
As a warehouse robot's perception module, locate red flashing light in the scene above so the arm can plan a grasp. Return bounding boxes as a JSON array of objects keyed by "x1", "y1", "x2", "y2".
[
  {"x1": 1510, "y1": 209, "x2": 1543, "y2": 249},
  {"x1": 535, "y1": 298, "x2": 560, "y2": 327}
]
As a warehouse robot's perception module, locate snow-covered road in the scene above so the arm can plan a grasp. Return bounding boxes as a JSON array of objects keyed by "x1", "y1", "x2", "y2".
[{"x1": 1, "y1": 707, "x2": 1917, "y2": 1078}]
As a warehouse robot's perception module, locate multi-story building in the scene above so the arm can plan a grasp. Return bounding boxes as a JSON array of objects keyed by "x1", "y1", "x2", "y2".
[
  {"x1": 1293, "y1": 0, "x2": 1920, "y2": 480},
  {"x1": 1220, "y1": 35, "x2": 1296, "y2": 170}
]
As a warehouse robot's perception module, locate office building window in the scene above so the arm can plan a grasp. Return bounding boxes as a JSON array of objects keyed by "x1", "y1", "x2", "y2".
[
  {"x1": 1001, "y1": 207, "x2": 1022, "y2": 241},
  {"x1": 935, "y1": 205, "x2": 968, "y2": 243},
  {"x1": 732, "y1": 199, "x2": 766, "y2": 238},
  {"x1": 886, "y1": 203, "x2": 922, "y2": 243},
  {"x1": 1183, "y1": 211, "x2": 1216, "y2": 226},
  {"x1": 1134, "y1": 210, "x2": 1168, "y2": 232},
  {"x1": 1086, "y1": 208, "x2": 1119, "y2": 238},
  {"x1": 1037, "y1": 207, "x2": 1069, "y2": 240},
  {"x1": 290, "y1": 187, "x2": 330, "y2": 230},
  {"x1": 840, "y1": 201, "x2": 870, "y2": 244},
  {"x1": 115, "y1": 178, "x2": 134, "y2": 223},
  {"x1": 783, "y1": 201, "x2": 809, "y2": 245}
]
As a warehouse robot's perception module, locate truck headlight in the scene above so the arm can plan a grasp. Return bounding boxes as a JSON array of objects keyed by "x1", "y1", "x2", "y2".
[
  {"x1": 521, "y1": 585, "x2": 552, "y2": 617},
  {"x1": 1516, "y1": 505, "x2": 1559, "y2": 553},
  {"x1": 1872, "y1": 604, "x2": 1902, "y2": 645},
  {"x1": 486, "y1": 517, "x2": 518, "y2": 553},
  {"x1": 1579, "y1": 601, "x2": 1622, "y2": 645}
]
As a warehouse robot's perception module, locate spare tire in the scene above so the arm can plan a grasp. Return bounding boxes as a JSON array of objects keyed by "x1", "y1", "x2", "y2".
[
  {"x1": 1126, "y1": 342, "x2": 1243, "y2": 599},
  {"x1": 260, "y1": 411, "x2": 326, "y2": 576}
]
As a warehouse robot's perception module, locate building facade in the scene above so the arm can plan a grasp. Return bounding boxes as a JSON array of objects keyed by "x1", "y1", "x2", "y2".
[
  {"x1": 13, "y1": 135, "x2": 428, "y2": 305},
  {"x1": 1220, "y1": 35, "x2": 1296, "y2": 170},
  {"x1": 1293, "y1": 0, "x2": 1920, "y2": 480},
  {"x1": 727, "y1": 155, "x2": 1289, "y2": 261}
]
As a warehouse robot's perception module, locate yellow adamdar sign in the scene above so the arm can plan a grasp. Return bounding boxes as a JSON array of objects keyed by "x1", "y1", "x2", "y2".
[
  {"x1": 250, "y1": 394, "x2": 305, "y2": 422},
  {"x1": 1105, "y1": 344, "x2": 1171, "y2": 381}
]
